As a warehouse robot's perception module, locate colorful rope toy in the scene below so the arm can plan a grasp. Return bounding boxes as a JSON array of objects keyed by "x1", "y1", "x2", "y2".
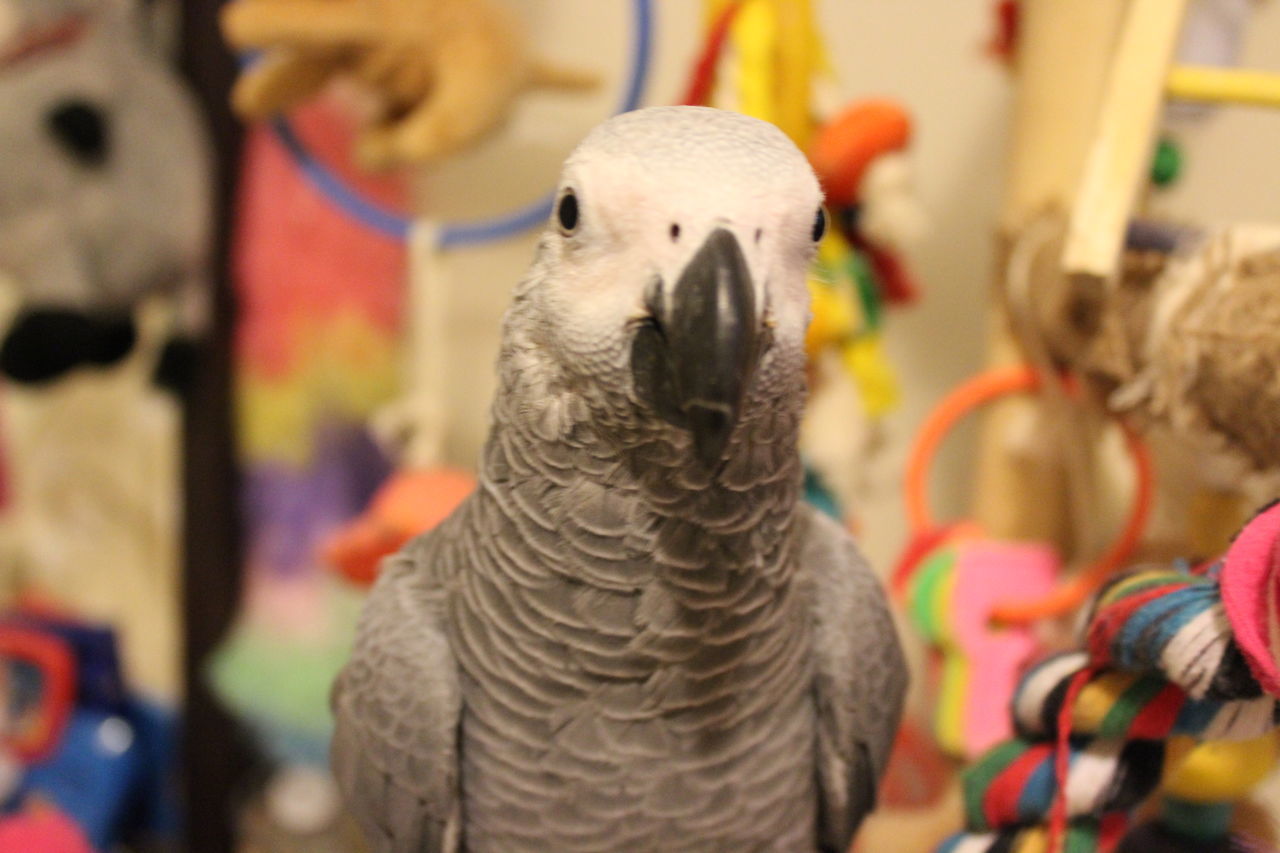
[
  {"x1": 940, "y1": 501, "x2": 1280, "y2": 853},
  {"x1": 895, "y1": 366, "x2": 1154, "y2": 758}
]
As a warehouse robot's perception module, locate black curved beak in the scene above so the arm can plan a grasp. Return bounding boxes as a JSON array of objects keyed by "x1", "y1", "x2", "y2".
[{"x1": 631, "y1": 228, "x2": 761, "y2": 468}]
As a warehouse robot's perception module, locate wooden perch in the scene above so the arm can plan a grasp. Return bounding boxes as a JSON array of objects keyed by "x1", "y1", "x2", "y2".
[{"x1": 1061, "y1": 0, "x2": 1189, "y2": 286}]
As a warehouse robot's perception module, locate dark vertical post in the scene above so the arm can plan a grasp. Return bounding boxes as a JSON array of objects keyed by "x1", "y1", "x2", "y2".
[{"x1": 174, "y1": 3, "x2": 256, "y2": 851}]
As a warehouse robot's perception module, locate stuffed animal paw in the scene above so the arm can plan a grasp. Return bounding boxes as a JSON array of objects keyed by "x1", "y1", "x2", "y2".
[{"x1": 221, "y1": 0, "x2": 597, "y2": 170}]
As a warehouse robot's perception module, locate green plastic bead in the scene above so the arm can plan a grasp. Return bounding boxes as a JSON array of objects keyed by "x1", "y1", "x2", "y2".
[{"x1": 1151, "y1": 137, "x2": 1182, "y2": 187}]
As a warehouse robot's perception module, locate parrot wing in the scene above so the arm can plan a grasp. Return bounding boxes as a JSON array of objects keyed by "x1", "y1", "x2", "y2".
[
  {"x1": 798, "y1": 506, "x2": 908, "y2": 852},
  {"x1": 331, "y1": 537, "x2": 463, "y2": 853}
]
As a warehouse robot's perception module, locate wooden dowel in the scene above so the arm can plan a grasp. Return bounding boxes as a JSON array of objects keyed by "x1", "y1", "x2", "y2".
[{"x1": 1062, "y1": 0, "x2": 1190, "y2": 283}]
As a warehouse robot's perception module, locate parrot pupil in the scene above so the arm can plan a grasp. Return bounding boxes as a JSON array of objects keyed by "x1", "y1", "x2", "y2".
[
  {"x1": 557, "y1": 192, "x2": 579, "y2": 232},
  {"x1": 812, "y1": 207, "x2": 826, "y2": 242}
]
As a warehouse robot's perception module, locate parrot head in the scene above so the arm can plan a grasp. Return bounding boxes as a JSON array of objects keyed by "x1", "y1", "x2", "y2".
[{"x1": 519, "y1": 106, "x2": 823, "y2": 470}]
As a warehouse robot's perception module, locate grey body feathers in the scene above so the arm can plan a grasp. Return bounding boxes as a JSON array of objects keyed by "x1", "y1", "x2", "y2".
[{"x1": 332, "y1": 307, "x2": 905, "y2": 851}]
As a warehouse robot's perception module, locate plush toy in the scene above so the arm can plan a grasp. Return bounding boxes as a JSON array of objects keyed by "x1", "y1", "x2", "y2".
[
  {"x1": 0, "y1": 0, "x2": 211, "y2": 389},
  {"x1": 220, "y1": 0, "x2": 596, "y2": 170},
  {"x1": 332, "y1": 107, "x2": 908, "y2": 852},
  {"x1": 0, "y1": 0, "x2": 211, "y2": 705}
]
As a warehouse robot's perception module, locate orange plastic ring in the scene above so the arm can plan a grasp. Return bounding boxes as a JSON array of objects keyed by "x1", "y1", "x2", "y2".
[{"x1": 903, "y1": 366, "x2": 1154, "y2": 625}]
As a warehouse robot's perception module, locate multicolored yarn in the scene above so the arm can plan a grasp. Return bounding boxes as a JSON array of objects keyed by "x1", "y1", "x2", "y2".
[
  {"x1": 1012, "y1": 654, "x2": 1275, "y2": 745},
  {"x1": 937, "y1": 549, "x2": 1280, "y2": 853},
  {"x1": 1082, "y1": 570, "x2": 1256, "y2": 701}
]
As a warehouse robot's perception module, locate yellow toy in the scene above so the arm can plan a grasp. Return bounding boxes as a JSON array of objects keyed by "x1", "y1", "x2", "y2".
[{"x1": 221, "y1": 0, "x2": 595, "y2": 169}]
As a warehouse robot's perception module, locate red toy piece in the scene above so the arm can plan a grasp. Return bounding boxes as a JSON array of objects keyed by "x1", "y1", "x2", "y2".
[
  {"x1": 0, "y1": 805, "x2": 94, "y2": 853},
  {"x1": 1219, "y1": 500, "x2": 1280, "y2": 697},
  {"x1": 0, "y1": 625, "x2": 75, "y2": 763},
  {"x1": 987, "y1": 0, "x2": 1021, "y2": 65},
  {"x1": 324, "y1": 467, "x2": 475, "y2": 586}
]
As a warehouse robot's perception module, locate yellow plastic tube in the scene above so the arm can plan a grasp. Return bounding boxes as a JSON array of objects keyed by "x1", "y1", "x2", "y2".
[{"x1": 1167, "y1": 65, "x2": 1280, "y2": 109}]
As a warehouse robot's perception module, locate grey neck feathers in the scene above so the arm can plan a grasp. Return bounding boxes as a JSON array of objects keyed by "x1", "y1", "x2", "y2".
[{"x1": 479, "y1": 289, "x2": 805, "y2": 589}]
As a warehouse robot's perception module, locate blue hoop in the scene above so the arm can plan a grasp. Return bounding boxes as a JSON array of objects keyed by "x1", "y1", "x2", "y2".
[{"x1": 270, "y1": 0, "x2": 654, "y2": 247}]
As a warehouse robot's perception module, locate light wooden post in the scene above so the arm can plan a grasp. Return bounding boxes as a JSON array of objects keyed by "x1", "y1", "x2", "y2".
[
  {"x1": 972, "y1": 0, "x2": 1129, "y2": 542},
  {"x1": 1063, "y1": 0, "x2": 1190, "y2": 284}
]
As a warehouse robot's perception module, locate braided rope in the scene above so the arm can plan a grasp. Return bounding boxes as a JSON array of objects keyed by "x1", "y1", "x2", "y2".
[{"x1": 938, "y1": 565, "x2": 1280, "y2": 853}]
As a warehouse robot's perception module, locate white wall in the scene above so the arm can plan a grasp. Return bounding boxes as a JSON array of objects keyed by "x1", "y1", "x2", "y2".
[{"x1": 426, "y1": 0, "x2": 1280, "y2": 570}]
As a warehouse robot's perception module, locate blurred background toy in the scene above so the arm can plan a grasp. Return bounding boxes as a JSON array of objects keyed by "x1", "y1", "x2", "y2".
[
  {"x1": 804, "y1": 99, "x2": 921, "y2": 430},
  {"x1": 810, "y1": 98, "x2": 925, "y2": 307},
  {"x1": 0, "y1": 607, "x2": 179, "y2": 850},
  {"x1": 206, "y1": 93, "x2": 408, "y2": 798},
  {"x1": 895, "y1": 366, "x2": 1153, "y2": 759},
  {"x1": 324, "y1": 467, "x2": 473, "y2": 587},
  {"x1": 974, "y1": 0, "x2": 1280, "y2": 567},
  {"x1": 220, "y1": 0, "x2": 596, "y2": 170},
  {"x1": 0, "y1": 808, "x2": 94, "y2": 853},
  {"x1": 0, "y1": 0, "x2": 211, "y2": 711}
]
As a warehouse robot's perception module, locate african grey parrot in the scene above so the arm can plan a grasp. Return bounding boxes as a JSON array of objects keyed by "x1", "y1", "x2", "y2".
[{"x1": 332, "y1": 105, "x2": 907, "y2": 852}]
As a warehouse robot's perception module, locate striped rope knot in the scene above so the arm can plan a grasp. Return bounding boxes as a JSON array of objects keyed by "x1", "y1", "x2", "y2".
[
  {"x1": 936, "y1": 558, "x2": 1280, "y2": 853},
  {"x1": 1083, "y1": 569, "x2": 1258, "y2": 701}
]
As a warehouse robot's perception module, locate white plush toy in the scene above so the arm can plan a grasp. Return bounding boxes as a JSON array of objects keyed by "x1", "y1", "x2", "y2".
[
  {"x1": 0, "y1": 0, "x2": 212, "y2": 702},
  {"x1": 0, "y1": 0, "x2": 210, "y2": 388}
]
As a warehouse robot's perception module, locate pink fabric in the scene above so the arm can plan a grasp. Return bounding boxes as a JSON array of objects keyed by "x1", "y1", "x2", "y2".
[
  {"x1": 1220, "y1": 502, "x2": 1280, "y2": 697},
  {"x1": 0, "y1": 809, "x2": 94, "y2": 853}
]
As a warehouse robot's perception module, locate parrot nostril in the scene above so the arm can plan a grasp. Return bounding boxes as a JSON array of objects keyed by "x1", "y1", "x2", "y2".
[
  {"x1": 669, "y1": 223, "x2": 680, "y2": 242},
  {"x1": 754, "y1": 228, "x2": 762, "y2": 245}
]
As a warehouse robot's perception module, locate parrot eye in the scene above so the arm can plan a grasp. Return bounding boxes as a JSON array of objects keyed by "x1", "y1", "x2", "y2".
[
  {"x1": 557, "y1": 191, "x2": 579, "y2": 233},
  {"x1": 812, "y1": 207, "x2": 826, "y2": 242}
]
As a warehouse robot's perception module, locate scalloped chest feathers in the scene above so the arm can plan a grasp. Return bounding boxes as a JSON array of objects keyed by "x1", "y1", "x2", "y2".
[{"x1": 435, "y1": 441, "x2": 819, "y2": 851}]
